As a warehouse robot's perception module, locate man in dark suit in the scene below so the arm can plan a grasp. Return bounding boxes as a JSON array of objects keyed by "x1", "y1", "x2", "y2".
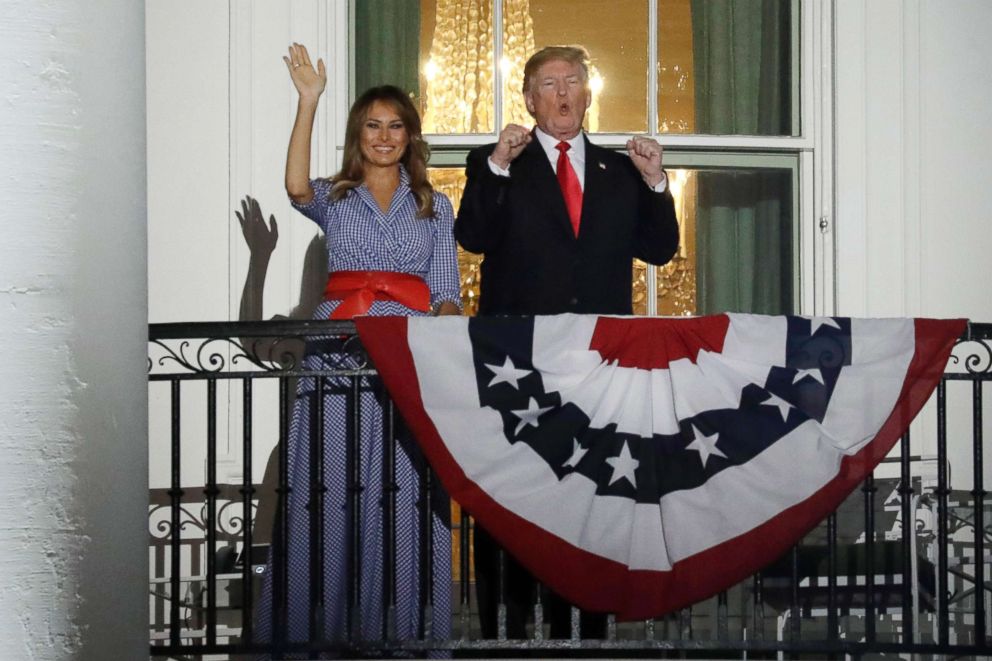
[{"x1": 455, "y1": 46, "x2": 680, "y2": 640}]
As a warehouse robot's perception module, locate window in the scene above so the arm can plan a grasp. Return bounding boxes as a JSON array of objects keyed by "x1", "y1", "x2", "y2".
[{"x1": 355, "y1": 0, "x2": 813, "y2": 317}]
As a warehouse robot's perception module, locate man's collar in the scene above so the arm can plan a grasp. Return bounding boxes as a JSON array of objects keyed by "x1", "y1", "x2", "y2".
[{"x1": 533, "y1": 127, "x2": 585, "y2": 161}]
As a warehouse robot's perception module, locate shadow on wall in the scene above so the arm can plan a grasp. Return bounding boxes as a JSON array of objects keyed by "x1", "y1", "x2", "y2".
[{"x1": 235, "y1": 194, "x2": 328, "y2": 543}]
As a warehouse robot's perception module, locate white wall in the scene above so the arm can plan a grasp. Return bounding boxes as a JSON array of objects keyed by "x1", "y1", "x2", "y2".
[
  {"x1": 146, "y1": 0, "x2": 231, "y2": 323},
  {"x1": 916, "y1": 1, "x2": 992, "y2": 319},
  {"x1": 835, "y1": 0, "x2": 992, "y2": 321},
  {"x1": 0, "y1": 0, "x2": 147, "y2": 659},
  {"x1": 147, "y1": 0, "x2": 347, "y2": 325}
]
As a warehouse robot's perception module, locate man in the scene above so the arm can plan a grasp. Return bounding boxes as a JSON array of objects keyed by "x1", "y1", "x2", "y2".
[{"x1": 455, "y1": 46, "x2": 680, "y2": 639}]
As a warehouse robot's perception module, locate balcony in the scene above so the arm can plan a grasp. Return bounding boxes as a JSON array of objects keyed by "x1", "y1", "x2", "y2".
[{"x1": 148, "y1": 318, "x2": 992, "y2": 658}]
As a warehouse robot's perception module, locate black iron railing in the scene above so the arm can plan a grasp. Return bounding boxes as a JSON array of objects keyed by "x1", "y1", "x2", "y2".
[{"x1": 148, "y1": 319, "x2": 992, "y2": 658}]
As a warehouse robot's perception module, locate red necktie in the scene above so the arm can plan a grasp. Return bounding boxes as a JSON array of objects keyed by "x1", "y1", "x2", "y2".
[{"x1": 555, "y1": 141, "x2": 583, "y2": 237}]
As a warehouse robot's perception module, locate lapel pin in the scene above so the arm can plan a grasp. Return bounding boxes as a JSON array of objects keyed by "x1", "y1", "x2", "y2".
[{"x1": 598, "y1": 162, "x2": 606, "y2": 170}]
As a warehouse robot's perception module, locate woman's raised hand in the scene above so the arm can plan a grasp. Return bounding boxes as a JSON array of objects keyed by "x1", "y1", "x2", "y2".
[{"x1": 283, "y1": 43, "x2": 326, "y2": 101}]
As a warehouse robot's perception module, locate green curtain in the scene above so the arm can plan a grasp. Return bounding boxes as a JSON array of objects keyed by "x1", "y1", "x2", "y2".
[
  {"x1": 691, "y1": 0, "x2": 793, "y2": 314},
  {"x1": 695, "y1": 170, "x2": 793, "y2": 314},
  {"x1": 354, "y1": 0, "x2": 421, "y2": 97}
]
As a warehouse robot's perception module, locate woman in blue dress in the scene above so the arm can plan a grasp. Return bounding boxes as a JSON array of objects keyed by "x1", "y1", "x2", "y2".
[{"x1": 257, "y1": 43, "x2": 459, "y2": 653}]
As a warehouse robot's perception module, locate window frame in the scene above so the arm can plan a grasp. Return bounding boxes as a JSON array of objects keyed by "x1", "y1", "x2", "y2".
[{"x1": 348, "y1": 0, "x2": 834, "y2": 316}]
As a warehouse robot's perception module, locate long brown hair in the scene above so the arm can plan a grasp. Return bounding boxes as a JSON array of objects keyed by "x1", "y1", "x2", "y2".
[{"x1": 329, "y1": 85, "x2": 434, "y2": 218}]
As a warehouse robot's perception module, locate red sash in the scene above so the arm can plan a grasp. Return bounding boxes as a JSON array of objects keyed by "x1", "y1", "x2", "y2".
[{"x1": 323, "y1": 270, "x2": 431, "y2": 319}]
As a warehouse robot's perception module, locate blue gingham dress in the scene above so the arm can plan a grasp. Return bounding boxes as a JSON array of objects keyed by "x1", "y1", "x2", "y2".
[{"x1": 257, "y1": 166, "x2": 459, "y2": 650}]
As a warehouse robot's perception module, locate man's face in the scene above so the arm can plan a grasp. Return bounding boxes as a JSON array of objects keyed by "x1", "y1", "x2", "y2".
[{"x1": 524, "y1": 58, "x2": 590, "y2": 141}]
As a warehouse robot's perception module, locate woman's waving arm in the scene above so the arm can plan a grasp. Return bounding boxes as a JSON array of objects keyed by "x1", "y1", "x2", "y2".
[{"x1": 283, "y1": 43, "x2": 326, "y2": 204}]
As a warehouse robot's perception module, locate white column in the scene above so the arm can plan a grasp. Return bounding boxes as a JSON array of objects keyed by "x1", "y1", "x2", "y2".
[{"x1": 0, "y1": 0, "x2": 147, "y2": 659}]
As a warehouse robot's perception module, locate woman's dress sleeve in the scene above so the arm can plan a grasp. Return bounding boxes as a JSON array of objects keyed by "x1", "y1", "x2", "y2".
[
  {"x1": 289, "y1": 178, "x2": 334, "y2": 233},
  {"x1": 426, "y1": 193, "x2": 462, "y2": 310}
]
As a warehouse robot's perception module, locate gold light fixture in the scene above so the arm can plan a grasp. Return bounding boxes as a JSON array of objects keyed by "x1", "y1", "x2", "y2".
[{"x1": 422, "y1": 0, "x2": 541, "y2": 133}]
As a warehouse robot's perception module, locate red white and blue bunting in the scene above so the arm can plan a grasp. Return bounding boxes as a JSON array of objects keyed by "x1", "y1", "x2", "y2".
[{"x1": 355, "y1": 313, "x2": 965, "y2": 620}]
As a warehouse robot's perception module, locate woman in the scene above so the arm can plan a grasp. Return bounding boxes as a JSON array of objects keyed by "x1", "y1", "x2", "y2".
[{"x1": 258, "y1": 43, "x2": 459, "y2": 650}]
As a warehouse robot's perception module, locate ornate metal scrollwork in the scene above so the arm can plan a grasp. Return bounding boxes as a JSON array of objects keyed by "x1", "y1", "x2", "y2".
[
  {"x1": 148, "y1": 503, "x2": 208, "y2": 540},
  {"x1": 150, "y1": 337, "x2": 243, "y2": 374},
  {"x1": 949, "y1": 336, "x2": 992, "y2": 375},
  {"x1": 149, "y1": 499, "x2": 259, "y2": 540},
  {"x1": 211, "y1": 499, "x2": 257, "y2": 537},
  {"x1": 147, "y1": 321, "x2": 366, "y2": 376},
  {"x1": 341, "y1": 333, "x2": 371, "y2": 370},
  {"x1": 234, "y1": 336, "x2": 306, "y2": 372}
]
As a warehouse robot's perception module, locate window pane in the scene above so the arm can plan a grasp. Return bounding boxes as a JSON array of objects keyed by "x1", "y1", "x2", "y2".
[
  {"x1": 644, "y1": 167, "x2": 795, "y2": 316},
  {"x1": 502, "y1": 0, "x2": 649, "y2": 133},
  {"x1": 355, "y1": 0, "x2": 496, "y2": 134},
  {"x1": 657, "y1": 0, "x2": 795, "y2": 136}
]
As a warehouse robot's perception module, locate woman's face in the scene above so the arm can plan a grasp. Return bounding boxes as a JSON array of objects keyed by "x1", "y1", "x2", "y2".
[{"x1": 360, "y1": 100, "x2": 409, "y2": 169}]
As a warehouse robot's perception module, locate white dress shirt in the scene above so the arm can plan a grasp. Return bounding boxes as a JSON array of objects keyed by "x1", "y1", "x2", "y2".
[{"x1": 488, "y1": 127, "x2": 668, "y2": 193}]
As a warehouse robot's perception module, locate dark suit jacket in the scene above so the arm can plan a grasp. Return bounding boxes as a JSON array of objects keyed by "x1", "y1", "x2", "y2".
[{"x1": 455, "y1": 135, "x2": 680, "y2": 315}]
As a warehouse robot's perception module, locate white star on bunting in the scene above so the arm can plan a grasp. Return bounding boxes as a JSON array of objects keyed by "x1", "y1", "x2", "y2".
[
  {"x1": 807, "y1": 316, "x2": 842, "y2": 335},
  {"x1": 686, "y1": 424, "x2": 727, "y2": 469},
  {"x1": 563, "y1": 438, "x2": 588, "y2": 468},
  {"x1": 606, "y1": 441, "x2": 639, "y2": 487},
  {"x1": 484, "y1": 355, "x2": 532, "y2": 389},
  {"x1": 761, "y1": 392, "x2": 793, "y2": 421},
  {"x1": 793, "y1": 368, "x2": 825, "y2": 385},
  {"x1": 510, "y1": 397, "x2": 552, "y2": 435}
]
